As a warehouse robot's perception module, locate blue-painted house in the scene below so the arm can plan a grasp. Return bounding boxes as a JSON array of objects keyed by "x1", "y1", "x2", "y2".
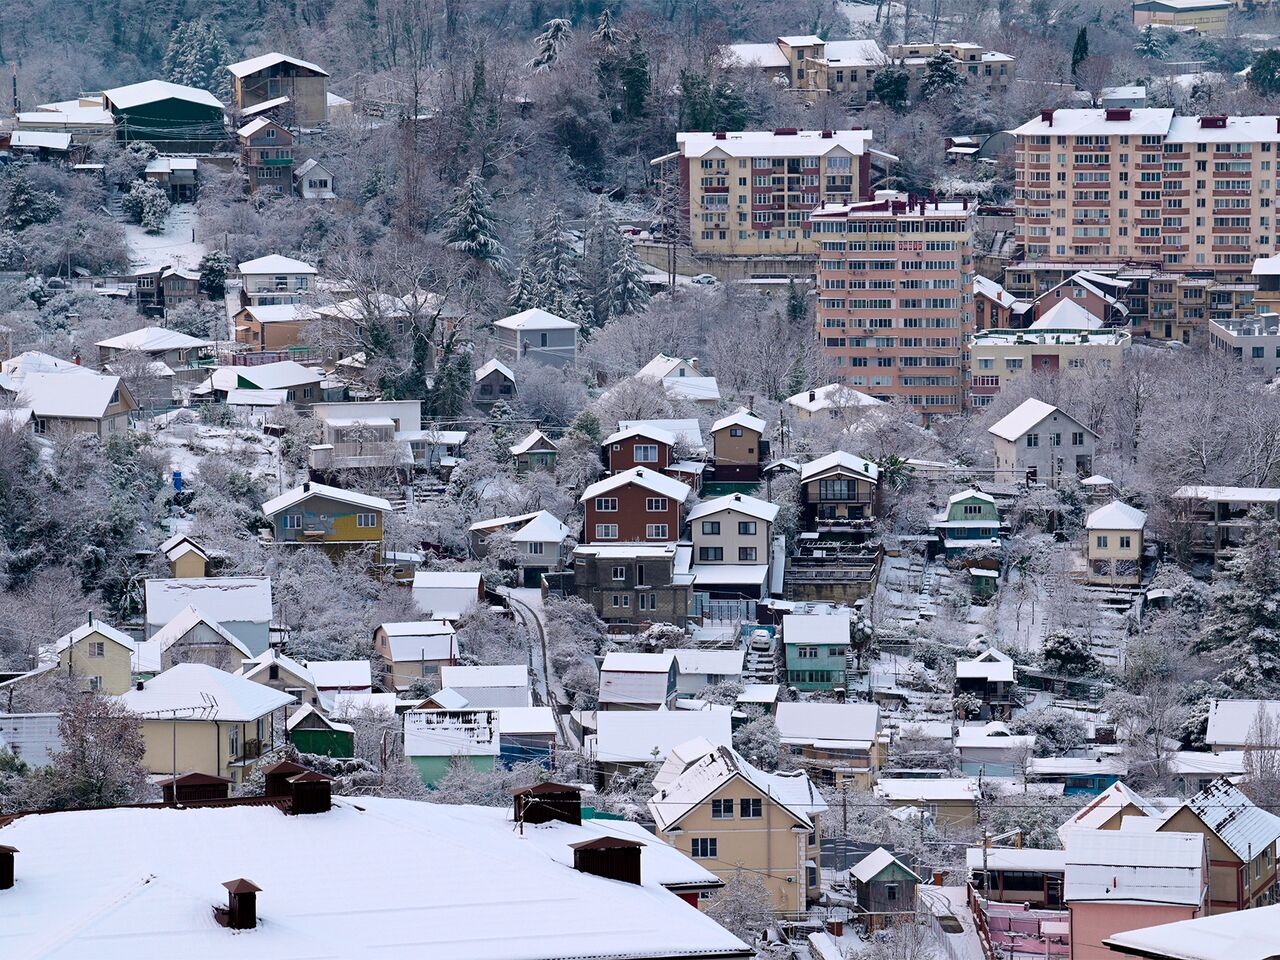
[{"x1": 932, "y1": 489, "x2": 1001, "y2": 559}]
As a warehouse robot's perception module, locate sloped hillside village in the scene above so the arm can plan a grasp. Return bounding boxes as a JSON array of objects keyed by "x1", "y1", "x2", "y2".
[{"x1": 5, "y1": 3, "x2": 1280, "y2": 959}]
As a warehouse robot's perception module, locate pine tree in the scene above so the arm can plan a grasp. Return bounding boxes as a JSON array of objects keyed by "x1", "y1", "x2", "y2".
[
  {"x1": 162, "y1": 20, "x2": 232, "y2": 101},
  {"x1": 583, "y1": 198, "x2": 622, "y2": 325},
  {"x1": 3, "y1": 172, "x2": 61, "y2": 230},
  {"x1": 532, "y1": 210, "x2": 581, "y2": 307},
  {"x1": 1134, "y1": 24, "x2": 1166, "y2": 60},
  {"x1": 508, "y1": 262, "x2": 539, "y2": 310},
  {"x1": 529, "y1": 18, "x2": 573, "y2": 73},
  {"x1": 919, "y1": 53, "x2": 964, "y2": 99},
  {"x1": 618, "y1": 34, "x2": 651, "y2": 119},
  {"x1": 872, "y1": 63, "x2": 910, "y2": 111},
  {"x1": 610, "y1": 235, "x2": 651, "y2": 317},
  {"x1": 1071, "y1": 27, "x2": 1090, "y2": 76},
  {"x1": 591, "y1": 8, "x2": 620, "y2": 50},
  {"x1": 198, "y1": 249, "x2": 232, "y2": 297},
  {"x1": 428, "y1": 344, "x2": 473, "y2": 419},
  {"x1": 121, "y1": 180, "x2": 170, "y2": 232},
  {"x1": 441, "y1": 169, "x2": 508, "y2": 271}
]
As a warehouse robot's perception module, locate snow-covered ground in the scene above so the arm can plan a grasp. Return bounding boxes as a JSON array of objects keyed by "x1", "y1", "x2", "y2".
[
  {"x1": 143, "y1": 417, "x2": 284, "y2": 490},
  {"x1": 124, "y1": 205, "x2": 207, "y2": 273}
]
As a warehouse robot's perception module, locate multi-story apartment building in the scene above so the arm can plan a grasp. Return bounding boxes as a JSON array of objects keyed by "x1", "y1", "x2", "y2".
[
  {"x1": 722, "y1": 36, "x2": 1015, "y2": 106},
  {"x1": 236, "y1": 117, "x2": 294, "y2": 194},
  {"x1": 969, "y1": 327, "x2": 1130, "y2": 406},
  {"x1": 1207, "y1": 311, "x2": 1280, "y2": 378},
  {"x1": 811, "y1": 191, "x2": 975, "y2": 419},
  {"x1": 672, "y1": 129, "x2": 873, "y2": 260},
  {"x1": 1013, "y1": 108, "x2": 1280, "y2": 274}
]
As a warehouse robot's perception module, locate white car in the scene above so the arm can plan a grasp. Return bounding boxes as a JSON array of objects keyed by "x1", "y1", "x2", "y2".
[{"x1": 690, "y1": 273, "x2": 718, "y2": 285}]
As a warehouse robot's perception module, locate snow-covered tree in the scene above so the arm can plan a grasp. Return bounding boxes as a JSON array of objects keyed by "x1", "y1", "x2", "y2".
[
  {"x1": 1041, "y1": 630, "x2": 1100, "y2": 676},
  {"x1": 198, "y1": 249, "x2": 232, "y2": 297},
  {"x1": 3, "y1": 172, "x2": 61, "y2": 230},
  {"x1": 703, "y1": 870, "x2": 775, "y2": 942},
  {"x1": 591, "y1": 8, "x2": 620, "y2": 50},
  {"x1": 30, "y1": 695, "x2": 148, "y2": 809},
  {"x1": 920, "y1": 53, "x2": 964, "y2": 100},
  {"x1": 529, "y1": 18, "x2": 574, "y2": 73},
  {"x1": 1135, "y1": 24, "x2": 1166, "y2": 60},
  {"x1": 441, "y1": 169, "x2": 508, "y2": 271},
  {"x1": 733, "y1": 715, "x2": 781, "y2": 771},
  {"x1": 610, "y1": 235, "x2": 651, "y2": 318},
  {"x1": 161, "y1": 20, "x2": 233, "y2": 101},
  {"x1": 121, "y1": 180, "x2": 170, "y2": 233},
  {"x1": 508, "y1": 262, "x2": 539, "y2": 310},
  {"x1": 872, "y1": 63, "x2": 910, "y2": 111}
]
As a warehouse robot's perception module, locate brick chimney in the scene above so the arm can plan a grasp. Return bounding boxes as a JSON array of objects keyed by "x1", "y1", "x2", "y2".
[
  {"x1": 570, "y1": 837, "x2": 642, "y2": 885},
  {"x1": 713, "y1": 130, "x2": 726, "y2": 140},
  {"x1": 220, "y1": 879, "x2": 261, "y2": 930},
  {"x1": 1040, "y1": 108, "x2": 1054, "y2": 126},
  {"x1": 0, "y1": 845, "x2": 16, "y2": 890},
  {"x1": 513, "y1": 782, "x2": 583, "y2": 826},
  {"x1": 1104, "y1": 108, "x2": 1131, "y2": 121}
]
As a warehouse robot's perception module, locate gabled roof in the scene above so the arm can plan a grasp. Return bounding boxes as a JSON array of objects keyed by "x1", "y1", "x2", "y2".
[
  {"x1": 1064, "y1": 829, "x2": 1205, "y2": 906},
  {"x1": 1180, "y1": 778, "x2": 1280, "y2": 864},
  {"x1": 239, "y1": 647, "x2": 314, "y2": 686},
  {"x1": 635, "y1": 354, "x2": 697, "y2": 380},
  {"x1": 851, "y1": 847, "x2": 921, "y2": 884},
  {"x1": 226, "y1": 52, "x2": 329, "y2": 78},
  {"x1": 580, "y1": 467, "x2": 692, "y2": 504},
  {"x1": 510, "y1": 429, "x2": 556, "y2": 456},
  {"x1": 236, "y1": 116, "x2": 286, "y2": 139},
  {"x1": 378, "y1": 620, "x2": 456, "y2": 662},
  {"x1": 604, "y1": 424, "x2": 677, "y2": 448},
  {"x1": 775, "y1": 701, "x2": 878, "y2": 747},
  {"x1": 237, "y1": 254, "x2": 317, "y2": 275},
  {"x1": 593, "y1": 710, "x2": 733, "y2": 764},
  {"x1": 209, "y1": 360, "x2": 320, "y2": 391},
  {"x1": 143, "y1": 604, "x2": 251, "y2": 658},
  {"x1": 102, "y1": 79, "x2": 225, "y2": 110},
  {"x1": 1057, "y1": 781, "x2": 1160, "y2": 844},
  {"x1": 602, "y1": 652, "x2": 676, "y2": 674},
  {"x1": 955, "y1": 647, "x2": 1015, "y2": 683},
  {"x1": 687, "y1": 493, "x2": 779, "y2": 524},
  {"x1": 17, "y1": 371, "x2": 127, "y2": 420},
  {"x1": 1103, "y1": 902, "x2": 1280, "y2": 960},
  {"x1": 1086, "y1": 500, "x2": 1147, "y2": 531},
  {"x1": 1030, "y1": 299, "x2": 1104, "y2": 331},
  {"x1": 411, "y1": 571, "x2": 483, "y2": 621},
  {"x1": 711, "y1": 408, "x2": 766, "y2": 435},
  {"x1": 973, "y1": 274, "x2": 1020, "y2": 309},
  {"x1": 1207, "y1": 699, "x2": 1280, "y2": 747},
  {"x1": 618, "y1": 419, "x2": 704, "y2": 451},
  {"x1": 304, "y1": 659, "x2": 372, "y2": 689},
  {"x1": 493, "y1": 308, "x2": 578, "y2": 331},
  {"x1": 667, "y1": 649, "x2": 746, "y2": 677},
  {"x1": 474, "y1": 357, "x2": 515, "y2": 383},
  {"x1": 121, "y1": 662, "x2": 294, "y2": 721},
  {"x1": 96, "y1": 326, "x2": 210, "y2": 351},
  {"x1": 786, "y1": 383, "x2": 884, "y2": 413},
  {"x1": 143, "y1": 578, "x2": 273, "y2": 628},
  {"x1": 287, "y1": 702, "x2": 354, "y2": 733},
  {"x1": 988, "y1": 398, "x2": 1096, "y2": 442},
  {"x1": 799, "y1": 450, "x2": 880, "y2": 483},
  {"x1": 261, "y1": 481, "x2": 392, "y2": 517},
  {"x1": 439, "y1": 664, "x2": 528, "y2": 689},
  {"x1": 54, "y1": 620, "x2": 135, "y2": 655},
  {"x1": 948, "y1": 488, "x2": 996, "y2": 507}
]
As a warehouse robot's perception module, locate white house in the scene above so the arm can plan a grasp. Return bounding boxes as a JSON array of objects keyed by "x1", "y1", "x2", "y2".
[
  {"x1": 988, "y1": 398, "x2": 1098, "y2": 486},
  {"x1": 294, "y1": 158, "x2": 336, "y2": 199},
  {"x1": 237, "y1": 254, "x2": 317, "y2": 306},
  {"x1": 598, "y1": 652, "x2": 678, "y2": 711}
]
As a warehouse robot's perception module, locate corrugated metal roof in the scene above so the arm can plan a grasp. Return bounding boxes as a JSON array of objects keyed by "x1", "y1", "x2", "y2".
[{"x1": 1184, "y1": 779, "x2": 1280, "y2": 863}]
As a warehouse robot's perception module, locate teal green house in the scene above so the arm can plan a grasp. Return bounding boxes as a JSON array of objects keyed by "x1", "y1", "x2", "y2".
[
  {"x1": 404, "y1": 709, "x2": 499, "y2": 786},
  {"x1": 101, "y1": 80, "x2": 227, "y2": 152},
  {"x1": 782, "y1": 611, "x2": 852, "y2": 691},
  {"x1": 932, "y1": 489, "x2": 1001, "y2": 559}
]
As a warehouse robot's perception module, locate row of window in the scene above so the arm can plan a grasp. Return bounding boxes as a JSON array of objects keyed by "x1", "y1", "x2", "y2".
[
  {"x1": 282, "y1": 512, "x2": 379, "y2": 530},
  {"x1": 595, "y1": 524, "x2": 668, "y2": 539},
  {"x1": 700, "y1": 520, "x2": 757, "y2": 535},
  {"x1": 609, "y1": 593, "x2": 660, "y2": 610},
  {"x1": 595, "y1": 497, "x2": 668, "y2": 512},
  {"x1": 710, "y1": 798, "x2": 764, "y2": 820},
  {"x1": 698, "y1": 547, "x2": 758, "y2": 561}
]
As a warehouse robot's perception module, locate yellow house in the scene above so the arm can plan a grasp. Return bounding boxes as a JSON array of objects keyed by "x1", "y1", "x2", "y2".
[
  {"x1": 238, "y1": 648, "x2": 320, "y2": 708},
  {"x1": 649, "y1": 738, "x2": 827, "y2": 914},
  {"x1": 261, "y1": 481, "x2": 392, "y2": 551},
  {"x1": 873, "y1": 778, "x2": 979, "y2": 831},
  {"x1": 121, "y1": 662, "x2": 295, "y2": 784},
  {"x1": 1085, "y1": 500, "x2": 1147, "y2": 586},
  {"x1": 159, "y1": 533, "x2": 209, "y2": 578},
  {"x1": 53, "y1": 620, "x2": 135, "y2": 695}
]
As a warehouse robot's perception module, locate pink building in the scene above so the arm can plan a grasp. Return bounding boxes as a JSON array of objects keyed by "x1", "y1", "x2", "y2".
[{"x1": 1064, "y1": 829, "x2": 1208, "y2": 960}]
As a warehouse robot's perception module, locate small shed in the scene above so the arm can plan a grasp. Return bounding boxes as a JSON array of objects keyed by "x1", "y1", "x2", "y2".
[
  {"x1": 512, "y1": 782, "x2": 583, "y2": 826},
  {"x1": 850, "y1": 847, "x2": 921, "y2": 931},
  {"x1": 159, "y1": 771, "x2": 232, "y2": 803},
  {"x1": 287, "y1": 703, "x2": 355, "y2": 757}
]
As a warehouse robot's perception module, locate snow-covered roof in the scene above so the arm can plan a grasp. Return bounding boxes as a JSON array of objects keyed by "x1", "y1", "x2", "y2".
[
  {"x1": 474, "y1": 357, "x2": 515, "y2": 383},
  {"x1": 1207, "y1": 699, "x2": 1280, "y2": 747},
  {"x1": 786, "y1": 382, "x2": 884, "y2": 413},
  {"x1": 209, "y1": 360, "x2": 320, "y2": 392},
  {"x1": 677, "y1": 130, "x2": 874, "y2": 160},
  {"x1": 0, "y1": 713, "x2": 61, "y2": 767},
  {"x1": 604, "y1": 424, "x2": 677, "y2": 447},
  {"x1": 0, "y1": 350, "x2": 88, "y2": 379},
  {"x1": 143, "y1": 578, "x2": 273, "y2": 628},
  {"x1": 955, "y1": 722, "x2": 1035, "y2": 751},
  {"x1": 852, "y1": 847, "x2": 921, "y2": 884},
  {"x1": 1057, "y1": 781, "x2": 1160, "y2": 844},
  {"x1": 494, "y1": 308, "x2": 578, "y2": 331},
  {"x1": 241, "y1": 304, "x2": 314, "y2": 325},
  {"x1": 662, "y1": 376, "x2": 720, "y2": 403},
  {"x1": 0, "y1": 798, "x2": 748, "y2": 960},
  {"x1": 510, "y1": 429, "x2": 554, "y2": 456},
  {"x1": 240, "y1": 95, "x2": 291, "y2": 117},
  {"x1": 580, "y1": 466, "x2": 692, "y2": 504},
  {"x1": 1103, "y1": 902, "x2": 1280, "y2": 960},
  {"x1": 261, "y1": 481, "x2": 392, "y2": 517},
  {"x1": 988, "y1": 398, "x2": 1082, "y2": 442},
  {"x1": 782, "y1": 612, "x2": 851, "y2": 647},
  {"x1": 439, "y1": 664, "x2": 528, "y2": 690},
  {"x1": 240, "y1": 647, "x2": 314, "y2": 687},
  {"x1": 1172, "y1": 485, "x2": 1280, "y2": 503},
  {"x1": 1251, "y1": 254, "x2": 1280, "y2": 277},
  {"x1": 738, "y1": 683, "x2": 780, "y2": 704},
  {"x1": 410, "y1": 571, "x2": 482, "y2": 621},
  {"x1": 134, "y1": 604, "x2": 252, "y2": 673},
  {"x1": 799, "y1": 450, "x2": 880, "y2": 483},
  {"x1": 966, "y1": 847, "x2": 1068, "y2": 874},
  {"x1": 1081, "y1": 474, "x2": 1114, "y2": 486},
  {"x1": 593, "y1": 710, "x2": 733, "y2": 763},
  {"x1": 973, "y1": 274, "x2": 1019, "y2": 309},
  {"x1": 305, "y1": 659, "x2": 372, "y2": 689},
  {"x1": 97, "y1": 326, "x2": 210, "y2": 352},
  {"x1": 711, "y1": 409, "x2": 766, "y2": 435},
  {"x1": 1086, "y1": 500, "x2": 1147, "y2": 531},
  {"x1": 955, "y1": 648, "x2": 1015, "y2": 683},
  {"x1": 648, "y1": 741, "x2": 827, "y2": 831},
  {"x1": 948, "y1": 488, "x2": 996, "y2": 507},
  {"x1": 53, "y1": 620, "x2": 135, "y2": 655},
  {"x1": 102, "y1": 79, "x2": 225, "y2": 110},
  {"x1": 226, "y1": 388, "x2": 289, "y2": 407},
  {"x1": 775, "y1": 702, "x2": 878, "y2": 747},
  {"x1": 10, "y1": 131, "x2": 72, "y2": 150},
  {"x1": 1013, "y1": 108, "x2": 1177, "y2": 138},
  {"x1": 687, "y1": 492, "x2": 779, "y2": 524},
  {"x1": 1182, "y1": 779, "x2": 1280, "y2": 863},
  {"x1": 511, "y1": 511, "x2": 571, "y2": 544},
  {"x1": 618, "y1": 418, "x2": 704, "y2": 450},
  {"x1": 875, "y1": 778, "x2": 978, "y2": 802},
  {"x1": 635, "y1": 354, "x2": 697, "y2": 380},
  {"x1": 17, "y1": 371, "x2": 125, "y2": 420},
  {"x1": 1064, "y1": 829, "x2": 1205, "y2": 906},
  {"x1": 237, "y1": 254, "x2": 317, "y2": 275},
  {"x1": 122, "y1": 662, "x2": 294, "y2": 721},
  {"x1": 1030, "y1": 299, "x2": 1104, "y2": 331},
  {"x1": 236, "y1": 117, "x2": 281, "y2": 139},
  {"x1": 226, "y1": 52, "x2": 329, "y2": 78},
  {"x1": 602, "y1": 652, "x2": 676, "y2": 674},
  {"x1": 668, "y1": 649, "x2": 745, "y2": 677},
  {"x1": 287, "y1": 702, "x2": 354, "y2": 733}
]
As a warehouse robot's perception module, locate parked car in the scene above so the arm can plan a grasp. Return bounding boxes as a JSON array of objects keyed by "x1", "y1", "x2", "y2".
[{"x1": 690, "y1": 273, "x2": 718, "y2": 285}]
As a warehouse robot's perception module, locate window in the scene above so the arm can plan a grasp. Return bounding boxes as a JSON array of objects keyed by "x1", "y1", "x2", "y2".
[
  {"x1": 692, "y1": 838, "x2": 717, "y2": 859},
  {"x1": 1119, "y1": 535, "x2": 1131, "y2": 549},
  {"x1": 885, "y1": 883, "x2": 899, "y2": 902},
  {"x1": 539, "y1": 332, "x2": 548, "y2": 347},
  {"x1": 646, "y1": 524, "x2": 669, "y2": 539},
  {"x1": 88, "y1": 641, "x2": 105, "y2": 658},
  {"x1": 739, "y1": 547, "x2": 757, "y2": 561},
  {"x1": 282, "y1": 514, "x2": 302, "y2": 529},
  {"x1": 595, "y1": 524, "x2": 619, "y2": 539},
  {"x1": 739, "y1": 798, "x2": 763, "y2": 818},
  {"x1": 88, "y1": 676, "x2": 103, "y2": 691},
  {"x1": 228, "y1": 726, "x2": 240, "y2": 758},
  {"x1": 356, "y1": 513, "x2": 378, "y2": 527},
  {"x1": 612, "y1": 565, "x2": 626, "y2": 580},
  {"x1": 634, "y1": 444, "x2": 659, "y2": 463},
  {"x1": 699, "y1": 547, "x2": 724, "y2": 561},
  {"x1": 701, "y1": 521, "x2": 721, "y2": 535},
  {"x1": 711, "y1": 799, "x2": 734, "y2": 819},
  {"x1": 1096, "y1": 535, "x2": 1109, "y2": 549},
  {"x1": 738, "y1": 521, "x2": 757, "y2": 535},
  {"x1": 963, "y1": 504, "x2": 983, "y2": 517},
  {"x1": 527, "y1": 542, "x2": 545, "y2": 555},
  {"x1": 646, "y1": 497, "x2": 669, "y2": 512},
  {"x1": 729, "y1": 427, "x2": 743, "y2": 437},
  {"x1": 285, "y1": 686, "x2": 305, "y2": 703},
  {"x1": 1071, "y1": 431, "x2": 1085, "y2": 446},
  {"x1": 638, "y1": 592, "x2": 657, "y2": 610},
  {"x1": 1026, "y1": 433, "x2": 1040, "y2": 448},
  {"x1": 796, "y1": 645, "x2": 819, "y2": 659},
  {"x1": 595, "y1": 497, "x2": 618, "y2": 512}
]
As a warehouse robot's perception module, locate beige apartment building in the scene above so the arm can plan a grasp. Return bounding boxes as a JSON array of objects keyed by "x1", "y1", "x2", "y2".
[
  {"x1": 672, "y1": 129, "x2": 873, "y2": 260},
  {"x1": 723, "y1": 36, "x2": 1014, "y2": 106},
  {"x1": 811, "y1": 191, "x2": 975, "y2": 420},
  {"x1": 969, "y1": 327, "x2": 1130, "y2": 405},
  {"x1": 1014, "y1": 108, "x2": 1280, "y2": 274}
]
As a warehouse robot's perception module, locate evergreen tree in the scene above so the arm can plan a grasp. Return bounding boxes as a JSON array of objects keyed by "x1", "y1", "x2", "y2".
[
  {"x1": 121, "y1": 180, "x2": 170, "y2": 233},
  {"x1": 441, "y1": 169, "x2": 508, "y2": 271},
  {"x1": 1196, "y1": 510, "x2": 1280, "y2": 695},
  {"x1": 872, "y1": 63, "x2": 910, "y2": 111},
  {"x1": 785, "y1": 278, "x2": 806, "y2": 326},
  {"x1": 919, "y1": 53, "x2": 964, "y2": 99},
  {"x1": 678, "y1": 71, "x2": 750, "y2": 130},
  {"x1": 618, "y1": 35, "x2": 651, "y2": 119},
  {"x1": 1134, "y1": 24, "x2": 1166, "y2": 60},
  {"x1": 508, "y1": 262, "x2": 539, "y2": 310},
  {"x1": 529, "y1": 18, "x2": 573, "y2": 73},
  {"x1": 610, "y1": 235, "x2": 651, "y2": 317},
  {"x1": 3, "y1": 172, "x2": 61, "y2": 230},
  {"x1": 161, "y1": 20, "x2": 233, "y2": 101},
  {"x1": 1247, "y1": 49, "x2": 1280, "y2": 97},
  {"x1": 532, "y1": 211, "x2": 582, "y2": 308},
  {"x1": 428, "y1": 343, "x2": 473, "y2": 419},
  {"x1": 591, "y1": 8, "x2": 620, "y2": 50},
  {"x1": 583, "y1": 198, "x2": 622, "y2": 325},
  {"x1": 1071, "y1": 27, "x2": 1090, "y2": 76},
  {"x1": 198, "y1": 250, "x2": 232, "y2": 297}
]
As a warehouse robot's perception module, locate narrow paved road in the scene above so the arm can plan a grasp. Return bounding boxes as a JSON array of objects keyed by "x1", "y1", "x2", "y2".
[{"x1": 500, "y1": 587, "x2": 577, "y2": 750}]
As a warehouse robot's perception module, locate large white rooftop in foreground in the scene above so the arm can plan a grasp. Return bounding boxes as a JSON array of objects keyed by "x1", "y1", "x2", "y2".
[{"x1": 0, "y1": 799, "x2": 750, "y2": 960}]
